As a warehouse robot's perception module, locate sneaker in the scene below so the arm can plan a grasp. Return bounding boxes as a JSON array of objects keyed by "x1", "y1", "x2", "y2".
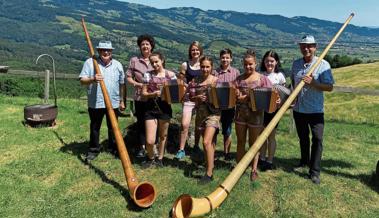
[
  {"x1": 85, "y1": 152, "x2": 99, "y2": 161},
  {"x1": 136, "y1": 148, "x2": 146, "y2": 158},
  {"x1": 310, "y1": 175, "x2": 320, "y2": 185},
  {"x1": 175, "y1": 150, "x2": 186, "y2": 160},
  {"x1": 224, "y1": 153, "x2": 232, "y2": 161},
  {"x1": 250, "y1": 170, "x2": 259, "y2": 182},
  {"x1": 155, "y1": 158, "x2": 164, "y2": 168},
  {"x1": 142, "y1": 158, "x2": 156, "y2": 169},
  {"x1": 198, "y1": 174, "x2": 213, "y2": 184}
]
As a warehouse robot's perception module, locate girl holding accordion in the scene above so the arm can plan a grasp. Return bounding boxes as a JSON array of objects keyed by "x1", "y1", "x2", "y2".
[
  {"x1": 259, "y1": 50, "x2": 286, "y2": 171},
  {"x1": 235, "y1": 49, "x2": 273, "y2": 182},
  {"x1": 188, "y1": 56, "x2": 219, "y2": 184},
  {"x1": 141, "y1": 52, "x2": 177, "y2": 168}
]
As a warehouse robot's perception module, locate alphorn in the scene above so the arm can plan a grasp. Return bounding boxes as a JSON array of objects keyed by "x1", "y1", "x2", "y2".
[
  {"x1": 81, "y1": 18, "x2": 156, "y2": 208},
  {"x1": 171, "y1": 13, "x2": 355, "y2": 218}
]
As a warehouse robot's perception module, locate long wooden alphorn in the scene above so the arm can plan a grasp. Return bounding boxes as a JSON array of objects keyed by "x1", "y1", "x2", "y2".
[
  {"x1": 171, "y1": 13, "x2": 355, "y2": 218},
  {"x1": 81, "y1": 17, "x2": 156, "y2": 208}
]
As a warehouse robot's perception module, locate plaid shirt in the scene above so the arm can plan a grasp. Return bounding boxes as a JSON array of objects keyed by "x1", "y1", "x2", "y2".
[
  {"x1": 291, "y1": 56, "x2": 334, "y2": 113},
  {"x1": 126, "y1": 56, "x2": 153, "y2": 101},
  {"x1": 214, "y1": 66, "x2": 240, "y2": 82}
]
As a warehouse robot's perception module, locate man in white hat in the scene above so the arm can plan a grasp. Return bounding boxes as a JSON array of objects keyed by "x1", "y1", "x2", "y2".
[
  {"x1": 291, "y1": 35, "x2": 334, "y2": 184},
  {"x1": 79, "y1": 40, "x2": 125, "y2": 161}
]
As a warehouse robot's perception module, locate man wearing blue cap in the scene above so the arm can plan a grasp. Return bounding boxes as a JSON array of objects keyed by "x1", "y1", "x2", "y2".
[
  {"x1": 79, "y1": 40, "x2": 125, "y2": 161},
  {"x1": 291, "y1": 35, "x2": 334, "y2": 184}
]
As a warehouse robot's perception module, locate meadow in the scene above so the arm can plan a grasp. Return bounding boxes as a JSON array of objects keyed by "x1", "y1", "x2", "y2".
[{"x1": 0, "y1": 62, "x2": 378, "y2": 218}]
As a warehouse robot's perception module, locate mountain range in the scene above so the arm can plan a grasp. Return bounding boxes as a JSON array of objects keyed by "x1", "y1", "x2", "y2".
[{"x1": 0, "y1": 0, "x2": 378, "y2": 73}]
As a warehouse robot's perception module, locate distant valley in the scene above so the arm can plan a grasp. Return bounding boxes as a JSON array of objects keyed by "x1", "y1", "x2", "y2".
[{"x1": 0, "y1": 0, "x2": 378, "y2": 73}]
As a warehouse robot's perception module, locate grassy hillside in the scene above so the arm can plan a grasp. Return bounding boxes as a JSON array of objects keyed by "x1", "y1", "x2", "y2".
[
  {"x1": 1, "y1": 0, "x2": 379, "y2": 73},
  {"x1": 0, "y1": 62, "x2": 378, "y2": 217},
  {"x1": 333, "y1": 61, "x2": 379, "y2": 89}
]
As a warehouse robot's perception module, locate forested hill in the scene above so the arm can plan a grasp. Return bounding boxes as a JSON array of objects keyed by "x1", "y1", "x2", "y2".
[{"x1": 0, "y1": 0, "x2": 378, "y2": 73}]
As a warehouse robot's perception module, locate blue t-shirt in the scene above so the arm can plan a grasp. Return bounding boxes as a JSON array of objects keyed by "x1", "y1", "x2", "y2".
[
  {"x1": 291, "y1": 56, "x2": 334, "y2": 113},
  {"x1": 79, "y1": 58, "x2": 125, "y2": 109}
]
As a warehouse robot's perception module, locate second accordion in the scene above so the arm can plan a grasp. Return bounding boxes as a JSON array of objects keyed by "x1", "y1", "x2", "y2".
[
  {"x1": 161, "y1": 79, "x2": 185, "y2": 104},
  {"x1": 208, "y1": 82, "x2": 237, "y2": 109}
]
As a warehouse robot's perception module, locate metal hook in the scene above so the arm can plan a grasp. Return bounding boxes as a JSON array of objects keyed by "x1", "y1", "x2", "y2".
[{"x1": 36, "y1": 54, "x2": 57, "y2": 106}]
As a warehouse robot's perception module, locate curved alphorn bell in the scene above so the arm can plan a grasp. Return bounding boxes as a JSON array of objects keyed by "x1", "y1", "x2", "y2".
[
  {"x1": 81, "y1": 17, "x2": 157, "y2": 208},
  {"x1": 171, "y1": 13, "x2": 355, "y2": 218}
]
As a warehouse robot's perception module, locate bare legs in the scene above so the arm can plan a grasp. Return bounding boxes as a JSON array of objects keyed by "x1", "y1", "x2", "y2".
[
  {"x1": 236, "y1": 123, "x2": 263, "y2": 174},
  {"x1": 203, "y1": 126, "x2": 217, "y2": 177},
  {"x1": 145, "y1": 119, "x2": 169, "y2": 160}
]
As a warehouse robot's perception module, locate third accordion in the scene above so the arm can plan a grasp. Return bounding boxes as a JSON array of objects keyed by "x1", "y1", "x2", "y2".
[{"x1": 249, "y1": 85, "x2": 291, "y2": 113}]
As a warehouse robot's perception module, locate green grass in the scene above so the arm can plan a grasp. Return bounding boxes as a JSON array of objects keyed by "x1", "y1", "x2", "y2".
[
  {"x1": 0, "y1": 92, "x2": 378, "y2": 218},
  {"x1": 1, "y1": 61, "x2": 379, "y2": 217},
  {"x1": 333, "y1": 61, "x2": 379, "y2": 89}
]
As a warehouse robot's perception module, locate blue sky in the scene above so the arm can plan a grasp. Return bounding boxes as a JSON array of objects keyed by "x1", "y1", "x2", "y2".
[{"x1": 119, "y1": 0, "x2": 379, "y2": 27}]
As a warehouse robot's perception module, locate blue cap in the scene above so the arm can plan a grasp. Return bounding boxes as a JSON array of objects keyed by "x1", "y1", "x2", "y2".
[
  {"x1": 96, "y1": 40, "x2": 114, "y2": 50},
  {"x1": 299, "y1": 35, "x2": 316, "y2": 44}
]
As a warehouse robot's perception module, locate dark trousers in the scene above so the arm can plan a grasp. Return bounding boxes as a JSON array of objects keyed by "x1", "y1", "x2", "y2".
[
  {"x1": 293, "y1": 111, "x2": 324, "y2": 176},
  {"x1": 88, "y1": 108, "x2": 118, "y2": 153},
  {"x1": 134, "y1": 101, "x2": 146, "y2": 147}
]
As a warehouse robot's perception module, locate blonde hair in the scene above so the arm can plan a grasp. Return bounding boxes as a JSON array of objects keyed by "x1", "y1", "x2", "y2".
[{"x1": 188, "y1": 41, "x2": 203, "y2": 60}]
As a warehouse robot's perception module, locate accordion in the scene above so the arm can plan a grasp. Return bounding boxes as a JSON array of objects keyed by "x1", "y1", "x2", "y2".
[
  {"x1": 161, "y1": 79, "x2": 185, "y2": 104},
  {"x1": 249, "y1": 87, "x2": 278, "y2": 113},
  {"x1": 249, "y1": 85, "x2": 291, "y2": 113},
  {"x1": 273, "y1": 84, "x2": 291, "y2": 107},
  {"x1": 208, "y1": 82, "x2": 237, "y2": 109}
]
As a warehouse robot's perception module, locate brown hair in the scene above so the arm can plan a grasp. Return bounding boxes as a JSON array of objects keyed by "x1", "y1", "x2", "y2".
[
  {"x1": 199, "y1": 56, "x2": 213, "y2": 67},
  {"x1": 243, "y1": 48, "x2": 257, "y2": 62},
  {"x1": 149, "y1": 51, "x2": 165, "y2": 68}
]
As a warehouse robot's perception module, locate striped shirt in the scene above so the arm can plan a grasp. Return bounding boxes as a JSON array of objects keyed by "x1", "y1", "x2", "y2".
[{"x1": 79, "y1": 58, "x2": 125, "y2": 109}]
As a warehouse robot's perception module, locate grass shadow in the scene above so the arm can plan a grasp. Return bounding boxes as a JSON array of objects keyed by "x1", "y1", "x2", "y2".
[
  {"x1": 275, "y1": 156, "x2": 378, "y2": 192},
  {"x1": 53, "y1": 131, "x2": 144, "y2": 211}
]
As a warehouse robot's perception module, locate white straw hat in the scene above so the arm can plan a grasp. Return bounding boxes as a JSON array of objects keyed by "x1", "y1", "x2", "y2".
[
  {"x1": 96, "y1": 40, "x2": 114, "y2": 50},
  {"x1": 299, "y1": 35, "x2": 317, "y2": 44}
]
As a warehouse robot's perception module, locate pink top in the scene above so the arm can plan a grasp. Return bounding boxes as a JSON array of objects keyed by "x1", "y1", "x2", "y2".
[
  {"x1": 126, "y1": 56, "x2": 153, "y2": 101},
  {"x1": 235, "y1": 74, "x2": 272, "y2": 105}
]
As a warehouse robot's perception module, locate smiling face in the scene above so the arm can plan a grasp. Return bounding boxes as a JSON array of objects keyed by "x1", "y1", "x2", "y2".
[
  {"x1": 220, "y1": 53, "x2": 232, "y2": 70},
  {"x1": 98, "y1": 49, "x2": 112, "y2": 64},
  {"x1": 243, "y1": 57, "x2": 256, "y2": 75},
  {"x1": 200, "y1": 59, "x2": 213, "y2": 77},
  {"x1": 264, "y1": 56, "x2": 277, "y2": 73},
  {"x1": 299, "y1": 43, "x2": 317, "y2": 62},
  {"x1": 140, "y1": 40, "x2": 152, "y2": 57},
  {"x1": 190, "y1": 45, "x2": 201, "y2": 60},
  {"x1": 149, "y1": 55, "x2": 164, "y2": 72}
]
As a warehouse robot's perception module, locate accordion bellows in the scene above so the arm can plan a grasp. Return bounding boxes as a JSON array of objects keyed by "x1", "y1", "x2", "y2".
[
  {"x1": 249, "y1": 85, "x2": 291, "y2": 113},
  {"x1": 161, "y1": 79, "x2": 185, "y2": 104},
  {"x1": 208, "y1": 82, "x2": 237, "y2": 109}
]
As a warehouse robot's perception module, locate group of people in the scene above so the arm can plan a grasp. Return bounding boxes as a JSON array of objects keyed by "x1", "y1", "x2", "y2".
[{"x1": 79, "y1": 34, "x2": 334, "y2": 185}]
